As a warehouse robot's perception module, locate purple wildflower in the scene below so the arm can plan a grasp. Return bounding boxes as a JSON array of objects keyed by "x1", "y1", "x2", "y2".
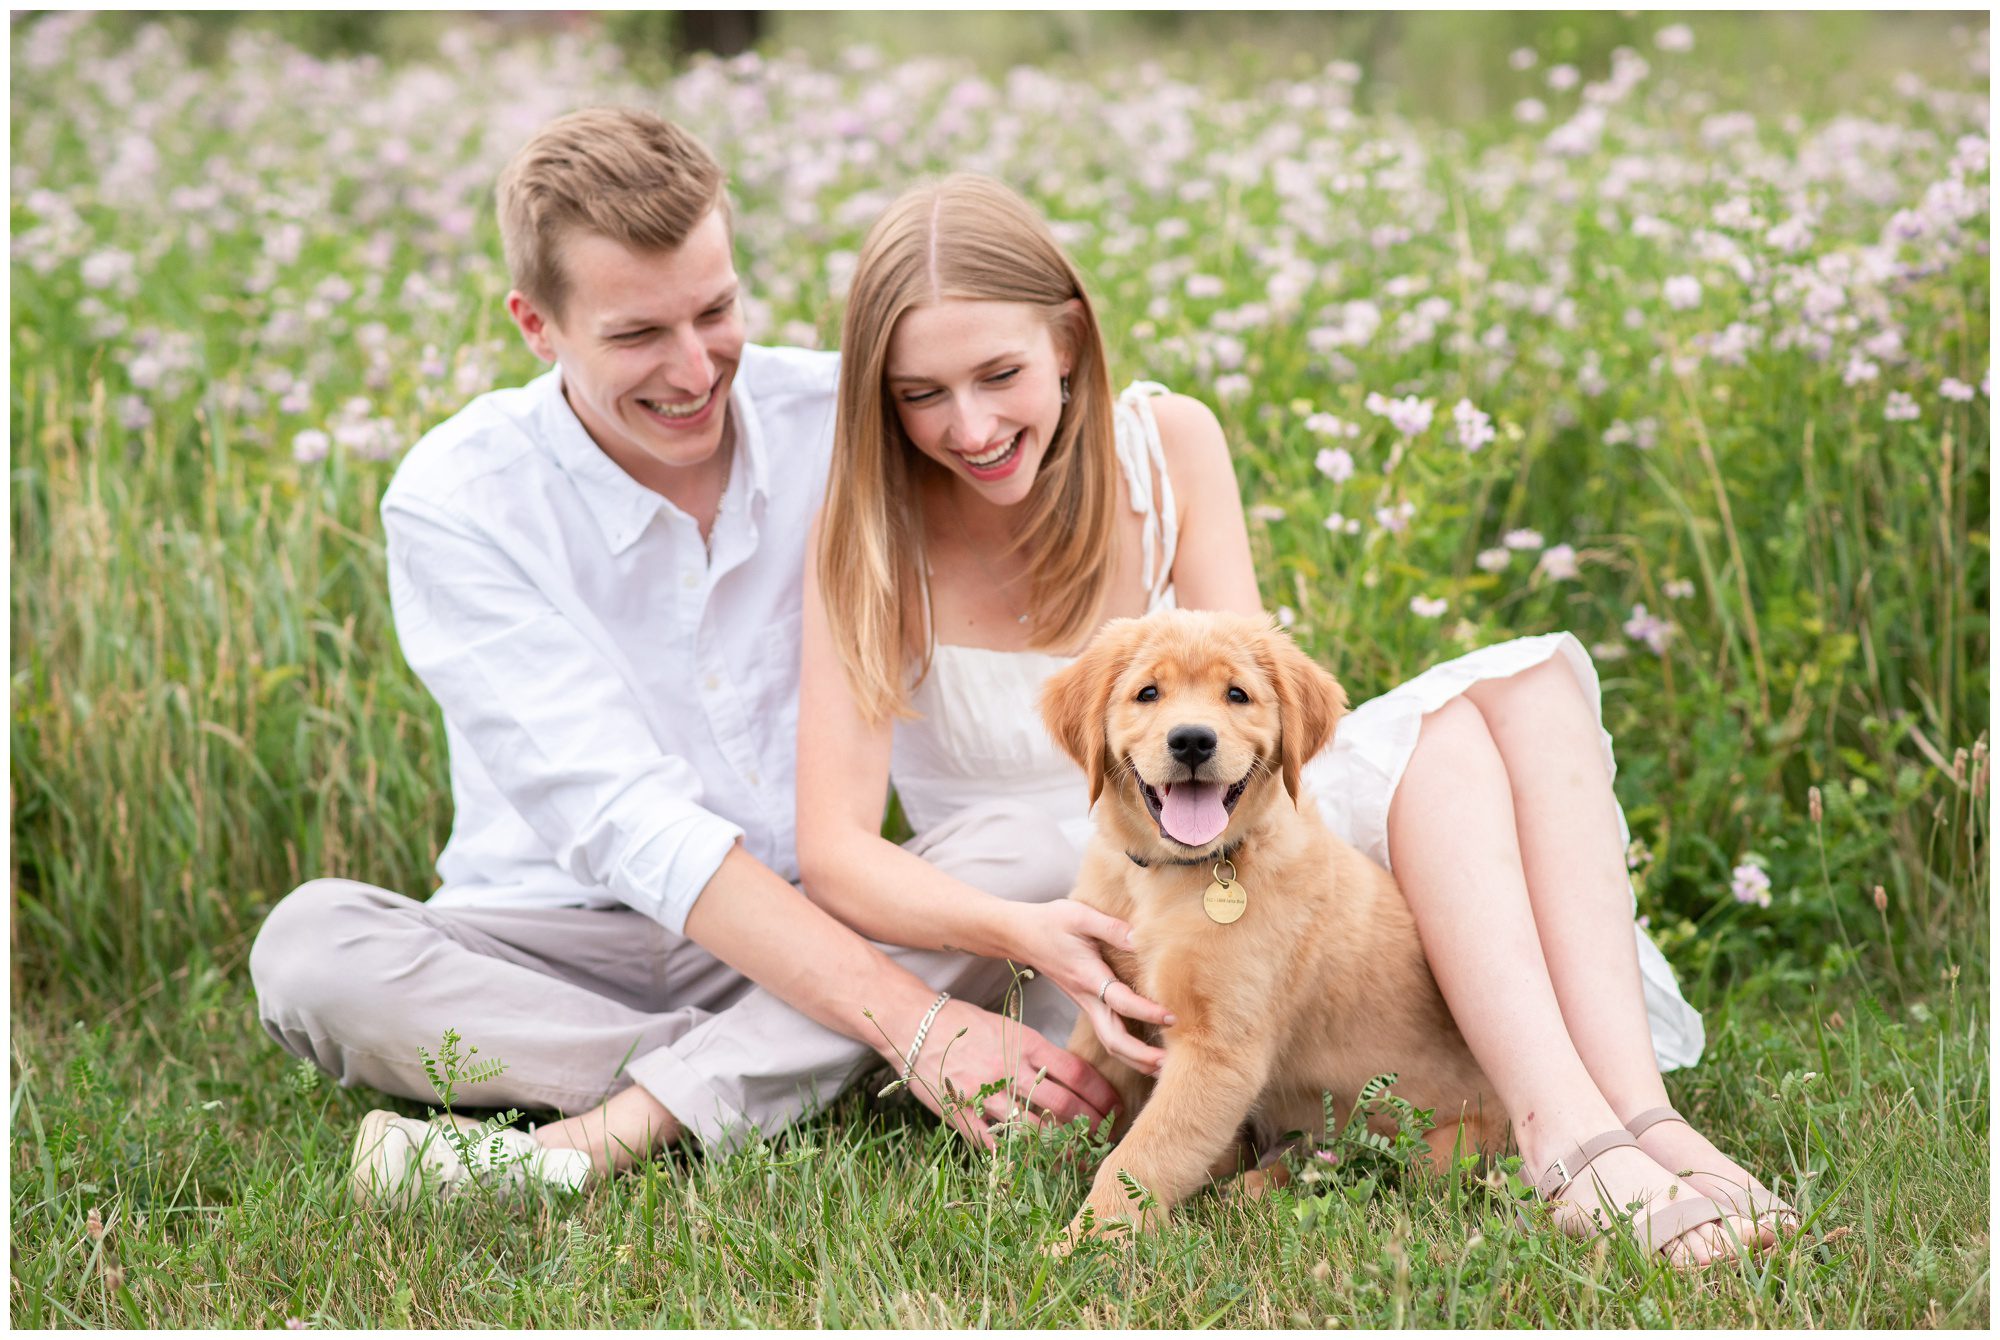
[{"x1": 1623, "y1": 603, "x2": 1675, "y2": 654}]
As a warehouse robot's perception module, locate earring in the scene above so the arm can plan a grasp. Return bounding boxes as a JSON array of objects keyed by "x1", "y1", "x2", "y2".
[{"x1": 1060, "y1": 375, "x2": 1072, "y2": 405}]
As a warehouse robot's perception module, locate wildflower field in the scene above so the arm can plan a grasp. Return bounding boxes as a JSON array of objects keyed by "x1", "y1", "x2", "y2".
[{"x1": 9, "y1": 11, "x2": 1990, "y2": 1328}]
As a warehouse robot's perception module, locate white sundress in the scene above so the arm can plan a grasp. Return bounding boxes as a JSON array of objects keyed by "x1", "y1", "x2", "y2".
[{"x1": 889, "y1": 382, "x2": 1705, "y2": 1071}]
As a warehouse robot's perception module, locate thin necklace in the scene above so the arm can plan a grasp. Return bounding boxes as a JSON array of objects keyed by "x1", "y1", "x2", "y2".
[{"x1": 942, "y1": 493, "x2": 1031, "y2": 627}]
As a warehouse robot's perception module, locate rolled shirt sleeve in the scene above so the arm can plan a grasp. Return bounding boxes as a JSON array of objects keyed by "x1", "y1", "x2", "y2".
[{"x1": 386, "y1": 493, "x2": 739, "y2": 933}]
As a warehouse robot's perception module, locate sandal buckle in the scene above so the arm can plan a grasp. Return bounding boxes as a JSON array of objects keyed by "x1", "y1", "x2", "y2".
[{"x1": 1550, "y1": 1155, "x2": 1570, "y2": 1187}]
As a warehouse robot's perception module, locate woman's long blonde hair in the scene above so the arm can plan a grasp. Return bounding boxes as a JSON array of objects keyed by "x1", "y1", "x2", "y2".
[{"x1": 819, "y1": 174, "x2": 1120, "y2": 725}]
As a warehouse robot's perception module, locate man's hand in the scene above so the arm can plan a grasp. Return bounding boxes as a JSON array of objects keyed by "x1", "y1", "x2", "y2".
[{"x1": 896, "y1": 1000, "x2": 1122, "y2": 1150}]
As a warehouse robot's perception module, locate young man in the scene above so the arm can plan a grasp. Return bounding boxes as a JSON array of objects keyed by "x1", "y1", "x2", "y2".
[{"x1": 248, "y1": 108, "x2": 1113, "y2": 1203}]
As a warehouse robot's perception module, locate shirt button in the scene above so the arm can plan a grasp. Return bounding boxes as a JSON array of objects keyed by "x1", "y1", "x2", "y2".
[
  {"x1": 704, "y1": 675, "x2": 721, "y2": 692},
  {"x1": 682, "y1": 573, "x2": 700, "y2": 590},
  {"x1": 746, "y1": 770, "x2": 761, "y2": 787}
]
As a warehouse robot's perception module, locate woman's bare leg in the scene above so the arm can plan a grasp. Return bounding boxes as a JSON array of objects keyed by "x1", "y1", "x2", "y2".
[
  {"x1": 1387, "y1": 698, "x2": 1752, "y2": 1263},
  {"x1": 1463, "y1": 656, "x2": 1790, "y2": 1232}
]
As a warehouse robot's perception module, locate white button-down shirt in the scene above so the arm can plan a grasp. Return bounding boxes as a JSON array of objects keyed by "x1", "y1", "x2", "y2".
[{"x1": 382, "y1": 344, "x2": 838, "y2": 934}]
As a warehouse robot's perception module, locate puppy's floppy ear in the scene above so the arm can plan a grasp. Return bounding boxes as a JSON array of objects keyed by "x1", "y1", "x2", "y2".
[
  {"x1": 1258, "y1": 625, "x2": 1348, "y2": 806},
  {"x1": 1040, "y1": 618, "x2": 1145, "y2": 808}
]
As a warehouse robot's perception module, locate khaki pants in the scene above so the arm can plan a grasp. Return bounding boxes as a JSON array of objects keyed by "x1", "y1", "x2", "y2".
[{"x1": 249, "y1": 800, "x2": 1080, "y2": 1153}]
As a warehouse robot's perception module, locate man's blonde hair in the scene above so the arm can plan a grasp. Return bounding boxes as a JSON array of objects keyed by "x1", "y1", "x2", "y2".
[
  {"x1": 818, "y1": 174, "x2": 1120, "y2": 725},
  {"x1": 496, "y1": 107, "x2": 729, "y2": 318}
]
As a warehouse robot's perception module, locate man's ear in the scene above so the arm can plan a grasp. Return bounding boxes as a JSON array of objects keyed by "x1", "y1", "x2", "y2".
[
  {"x1": 1040, "y1": 618, "x2": 1144, "y2": 808},
  {"x1": 506, "y1": 290, "x2": 559, "y2": 365},
  {"x1": 1258, "y1": 626, "x2": 1348, "y2": 805}
]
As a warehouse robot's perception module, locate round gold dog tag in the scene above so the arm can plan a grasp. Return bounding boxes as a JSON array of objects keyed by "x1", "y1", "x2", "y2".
[{"x1": 1203, "y1": 859, "x2": 1248, "y2": 925}]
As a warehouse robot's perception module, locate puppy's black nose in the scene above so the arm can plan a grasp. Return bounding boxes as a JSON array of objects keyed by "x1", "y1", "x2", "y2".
[{"x1": 1167, "y1": 725, "x2": 1217, "y2": 767}]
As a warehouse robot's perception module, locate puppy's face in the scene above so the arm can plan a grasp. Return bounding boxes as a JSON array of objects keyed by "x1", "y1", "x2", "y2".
[{"x1": 1041, "y1": 610, "x2": 1348, "y2": 862}]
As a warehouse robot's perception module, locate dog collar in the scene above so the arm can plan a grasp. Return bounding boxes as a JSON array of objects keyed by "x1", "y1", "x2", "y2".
[{"x1": 1126, "y1": 837, "x2": 1245, "y2": 869}]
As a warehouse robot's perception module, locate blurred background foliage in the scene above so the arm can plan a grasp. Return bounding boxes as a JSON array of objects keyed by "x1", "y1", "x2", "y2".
[
  {"x1": 96, "y1": 9, "x2": 1980, "y2": 119},
  {"x1": 11, "y1": 8, "x2": 1987, "y2": 1008}
]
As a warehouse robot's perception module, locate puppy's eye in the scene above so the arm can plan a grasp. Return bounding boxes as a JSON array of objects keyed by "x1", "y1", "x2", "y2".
[
  {"x1": 1227, "y1": 686, "x2": 1251, "y2": 704},
  {"x1": 1136, "y1": 685, "x2": 1159, "y2": 703}
]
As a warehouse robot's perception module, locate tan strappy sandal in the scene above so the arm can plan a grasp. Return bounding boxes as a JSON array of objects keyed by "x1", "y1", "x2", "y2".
[
  {"x1": 1530, "y1": 1128, "x2": 1748, "y2": 1269},
  {"x1": 1625, "y1": 1105, "x2": 1802, "y2": 1236}
]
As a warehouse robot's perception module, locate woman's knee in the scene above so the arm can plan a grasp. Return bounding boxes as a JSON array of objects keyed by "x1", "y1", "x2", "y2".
[
  {"x1": 1466, "y1": 654, "x2": 1592, "y2": 732},
  {"x1": 1392, "y1": 700, "x2": 1503, "y2": 845},
  {"x1": 1411, "y1": 696, "x2": 1497, "y2": 766}
]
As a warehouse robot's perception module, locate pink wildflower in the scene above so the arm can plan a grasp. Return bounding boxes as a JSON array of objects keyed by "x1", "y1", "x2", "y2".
[
  {"x1": 1537, "y1": 544, "x2": 1580, "y2": 581},
  {"x1": 1623, "y1": 603, "x2": 1674, "y2": 654},
  {"x1": 1730, "y1": 863, "x2": 1773, "y2": 908},
  {"x1": 1452, "y1": 399, "x2": 1496, "y2": 453},
  {"x1": 1364, "y1": 392, "x2": 1434, "y2": 437},
  {"x1": 1314, "y1": 447, "x2": 1355, "y2": 484},
  {"x1": 1305, "y1": 412, "x2": 1360, "y2": 438},
  {"x1": 1373, "y1": 500, "x2": 1415, "y2": 533}
]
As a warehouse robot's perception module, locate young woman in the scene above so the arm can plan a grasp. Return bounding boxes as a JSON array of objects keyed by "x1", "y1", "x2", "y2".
[{"x1": 797, "y1": 174, "x2": 1791, "y2": 1267}]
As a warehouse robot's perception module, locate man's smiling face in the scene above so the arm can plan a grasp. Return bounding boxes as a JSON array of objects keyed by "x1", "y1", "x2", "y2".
[{"x1": 507, "y1": 207, "x2": 744, "y2": 481}]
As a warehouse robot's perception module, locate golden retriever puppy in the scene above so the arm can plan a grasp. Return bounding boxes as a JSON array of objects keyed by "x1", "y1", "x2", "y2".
[{"x1": 1038, "y1": 609, "x2": 1505, "y2": 1247}]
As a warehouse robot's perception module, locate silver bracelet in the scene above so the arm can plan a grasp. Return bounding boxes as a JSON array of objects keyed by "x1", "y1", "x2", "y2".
[{"x1": 901, "y1": 991, "x2": 952, "y2": 1078}]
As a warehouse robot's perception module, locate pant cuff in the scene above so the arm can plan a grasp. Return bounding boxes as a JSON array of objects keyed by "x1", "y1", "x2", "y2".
[{"x1": 625, "y1": 1045, "x2": 756, "y2": 1156}]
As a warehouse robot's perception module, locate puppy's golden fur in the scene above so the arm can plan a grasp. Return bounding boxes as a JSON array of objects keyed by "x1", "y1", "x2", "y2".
[{"x1": 1039, "y1": 609, "x2": 1505, "y2": 1245}]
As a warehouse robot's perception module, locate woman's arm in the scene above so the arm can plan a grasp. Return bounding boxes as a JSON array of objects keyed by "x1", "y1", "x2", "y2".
[
  {"x1": 795, "y1": 509, "x2": 1025, "y2": 958},
  {"x1": 795, "y1": 508, "x2": 1172, "y2": 1078},
  {"x1": 1149, "y1": 393, "x2": 1265, "y2": 616}
]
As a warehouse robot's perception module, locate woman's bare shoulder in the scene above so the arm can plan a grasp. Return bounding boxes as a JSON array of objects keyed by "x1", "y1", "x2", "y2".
[{"x1": 1144, "y1": 391, "x2": 1234, "y2": 495}]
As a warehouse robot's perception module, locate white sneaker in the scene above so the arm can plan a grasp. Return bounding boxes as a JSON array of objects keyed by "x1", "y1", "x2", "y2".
[{"x1": 349, "y1": 1110, "x2": 593, "y2": 1208}]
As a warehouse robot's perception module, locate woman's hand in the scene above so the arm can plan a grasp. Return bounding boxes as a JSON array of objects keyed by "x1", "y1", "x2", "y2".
[
  {"x1": 1001, "y1": 901, "x2": 1174, "y2": 1075},
  {"x1": 898, "y1": 1000, "x2": 1122, "y2": 1149}
]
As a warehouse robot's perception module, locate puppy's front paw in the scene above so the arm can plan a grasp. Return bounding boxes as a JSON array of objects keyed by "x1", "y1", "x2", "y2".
[
  {"x1": 1045, "y1": 1202, "x2": 1134, "y2": 1258},
  {"x1": 1221, "y1": 1163, "x2": 1292, "y2": 1202}
]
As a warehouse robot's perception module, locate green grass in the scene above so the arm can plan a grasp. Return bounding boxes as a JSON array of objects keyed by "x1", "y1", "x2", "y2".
[
  {"x1": 10, "y1": 970, "x2": 1987, "y2": 1327},
  {"x1": 9, "y1": 11, "x2": 1989, "y2": 1328}
]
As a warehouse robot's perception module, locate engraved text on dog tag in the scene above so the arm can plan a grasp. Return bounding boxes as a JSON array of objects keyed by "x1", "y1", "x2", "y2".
[{"x1": 1203, "y1": 859, "x2": 1248, "y2": 924}]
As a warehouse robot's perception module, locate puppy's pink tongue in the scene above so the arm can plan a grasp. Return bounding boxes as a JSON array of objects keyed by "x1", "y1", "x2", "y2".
[{"x1": 1160, "y1": 781, "x2": 1229, "y2": 846}]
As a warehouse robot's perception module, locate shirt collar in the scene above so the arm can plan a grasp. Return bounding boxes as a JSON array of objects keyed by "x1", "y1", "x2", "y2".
[{"x1": 538, "y1": 364, "x2": 769, "y2": 556}]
